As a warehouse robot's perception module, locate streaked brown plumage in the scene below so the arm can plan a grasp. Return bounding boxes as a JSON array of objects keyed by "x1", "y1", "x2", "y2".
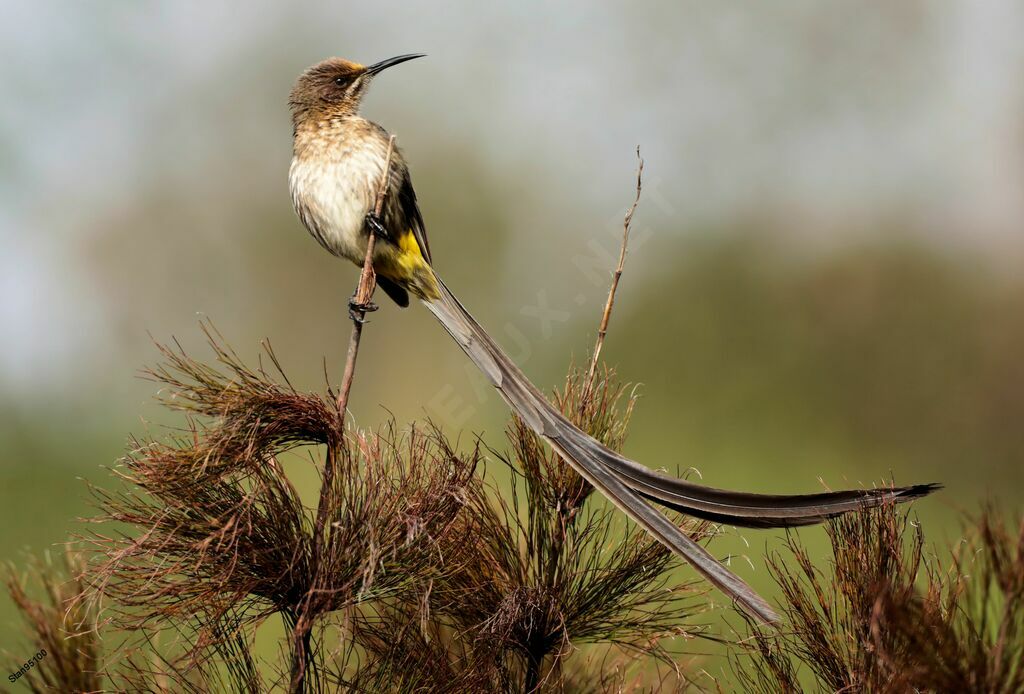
[{"x1": 287, "y1": 55, "x2": 940, "y2": 625}]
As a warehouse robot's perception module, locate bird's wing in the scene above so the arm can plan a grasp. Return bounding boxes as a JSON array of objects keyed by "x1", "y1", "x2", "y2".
[{"x1": 396, "y1": 165, "x2": 432, "y2": 264}]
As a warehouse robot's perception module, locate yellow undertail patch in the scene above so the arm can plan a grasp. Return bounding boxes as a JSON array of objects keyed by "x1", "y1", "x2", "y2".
[
  {"x1": 398, "y1": 229, "x2": 423, "y2": 258},
  {"x1": 377, "y1": 230, "x2": 439, "y2": 301}
]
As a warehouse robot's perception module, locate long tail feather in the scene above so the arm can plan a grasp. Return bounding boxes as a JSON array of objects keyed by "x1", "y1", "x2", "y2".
[
  {"x1": 421, "y1": 274, "x2": 938, "y2": 622},
  {"x1": 577, "y1": 441, "x2": 941, "y2": 528}
]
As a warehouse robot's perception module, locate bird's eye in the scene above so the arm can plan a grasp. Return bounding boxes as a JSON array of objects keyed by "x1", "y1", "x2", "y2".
[{"x1": 334, "y1": 76, "x2": 346, "y2": 86}]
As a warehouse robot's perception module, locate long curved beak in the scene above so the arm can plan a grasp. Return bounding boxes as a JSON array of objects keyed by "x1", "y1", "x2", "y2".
[{"x1": 365, "y1": 53, "x2": 426, "y2": 76}]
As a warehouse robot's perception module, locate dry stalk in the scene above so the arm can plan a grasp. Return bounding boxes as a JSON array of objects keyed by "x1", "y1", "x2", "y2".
[{"x1": 582, "y1": 146, "x2": 643, "y2": 401}]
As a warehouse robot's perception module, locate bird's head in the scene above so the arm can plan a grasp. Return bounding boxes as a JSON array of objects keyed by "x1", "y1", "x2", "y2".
[{"x1": 289, "y1": 54, "x2": 425, "y2": 129}]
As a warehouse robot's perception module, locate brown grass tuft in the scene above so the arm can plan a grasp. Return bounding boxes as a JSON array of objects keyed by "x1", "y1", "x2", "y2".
[
  {"x1": 735, "y1": 501, "x2": 1024, "y2": 693},
  {"x1": 407, "y1": 364, "x2": 712, "y2": 692},
  {"x1": 78, "y1": 329, "x2": 480, "y2": 689},
  {"x1": 3, "y1": 552, "x2": 102, "y2": 693}
]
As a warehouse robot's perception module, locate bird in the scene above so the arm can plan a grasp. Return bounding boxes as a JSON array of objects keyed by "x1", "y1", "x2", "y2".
[{"x1": 287, "y1": 54, "x2": 940, "y2": 624}]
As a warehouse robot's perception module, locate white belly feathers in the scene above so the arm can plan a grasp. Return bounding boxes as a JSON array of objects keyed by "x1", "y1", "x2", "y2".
[{"x1": 289, "y1": 144, "x2": 385, "y2": 264}]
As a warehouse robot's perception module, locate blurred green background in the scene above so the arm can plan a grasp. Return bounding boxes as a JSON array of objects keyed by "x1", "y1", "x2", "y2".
[{"x1": 2, "y1": 0, "x2": 1022, "y2": 687}]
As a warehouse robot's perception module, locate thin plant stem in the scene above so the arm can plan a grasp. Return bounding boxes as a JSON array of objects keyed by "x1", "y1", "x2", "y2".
[{"x1": 582, "y1": 147, "x2": 643, "y2": 401}]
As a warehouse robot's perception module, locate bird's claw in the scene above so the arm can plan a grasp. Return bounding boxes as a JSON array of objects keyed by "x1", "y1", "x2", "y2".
[
  {"x1": 365, "y1": 212, "x2": 387, "y2": 239},
  {"x1": 348, "y1": 296, "x2": 379, "y2": 323}
]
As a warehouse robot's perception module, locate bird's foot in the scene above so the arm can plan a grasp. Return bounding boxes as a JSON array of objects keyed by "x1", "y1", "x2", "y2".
[
  {"x1": 365, "y1": 212, "x2": 387, "y2": 239},
  {"x1": 348, "y1": 295, "x2": 379, "y2": 323}
]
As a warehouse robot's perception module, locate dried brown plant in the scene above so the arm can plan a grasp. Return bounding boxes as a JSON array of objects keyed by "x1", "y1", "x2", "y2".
[
  {"x1": 76, "y1": 327, "x2": 479, "y2": 691},
  {"x1": 734, "y1": 502, "x2": 1024, "y2": 693},
  {"x1": 350, "y1": 364, "x2": 714, "y2": 693},
  {"x1": 3, "y1": 552, "x2": 102, "y2": 693}
]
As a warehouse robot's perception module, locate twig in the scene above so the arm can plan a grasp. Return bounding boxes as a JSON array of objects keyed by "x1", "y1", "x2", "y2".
[
  {"x1": 290, "y1": 134, "x2": 397, "y2": 693},
  {"x1": 583, "y1": 147, "x2": 643, "y2": 398},
  {"x1": 335, "y1": 134, "x2": 397, "y2": 417}
]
